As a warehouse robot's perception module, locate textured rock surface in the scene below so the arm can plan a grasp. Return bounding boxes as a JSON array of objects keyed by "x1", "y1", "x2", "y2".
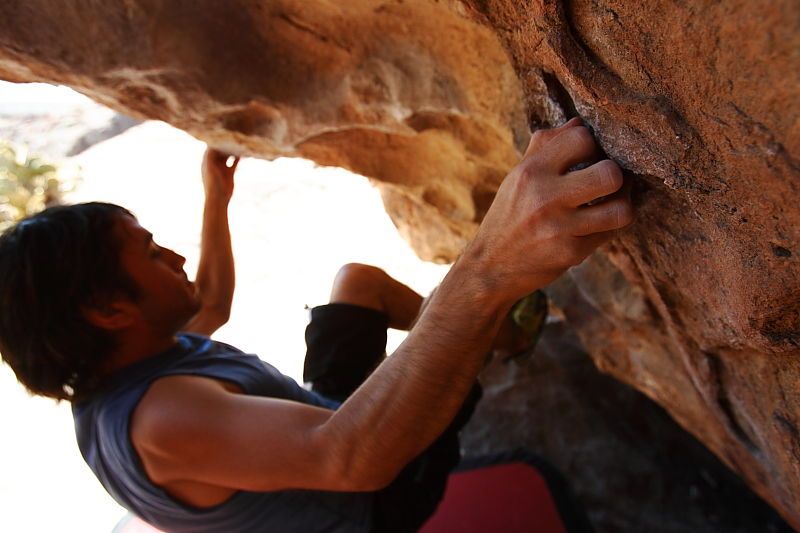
[
  {"x1": 0, "y1": 0, "x2": 526, "y2": 263},
  {"x1": 0, "y1": 0, "x2": 798, "y2": 527},
  {"x1": 458, "y1": 1, "x2": 800, "y2": 527},
  {"x1": 463, "y1": 319, "x2": 792, "y2": 532}
]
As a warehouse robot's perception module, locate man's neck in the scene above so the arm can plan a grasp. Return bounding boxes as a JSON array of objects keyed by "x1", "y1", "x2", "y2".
[{"x1": 105, "y1": 326, "x2": 180, "y2": 374}]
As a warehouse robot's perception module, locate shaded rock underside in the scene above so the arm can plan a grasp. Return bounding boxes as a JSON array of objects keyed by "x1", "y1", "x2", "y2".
[{"x1": 463, "y1": 317, "x2": 792, "y2": 533}]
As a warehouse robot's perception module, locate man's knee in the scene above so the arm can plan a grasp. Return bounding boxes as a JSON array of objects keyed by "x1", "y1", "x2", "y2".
[
  {"x1": 334, "y1": 263, "x2": 388, "y2": 288},
  {"x1": 330, "y1": 263, "x2": 389, "y2": 309}
]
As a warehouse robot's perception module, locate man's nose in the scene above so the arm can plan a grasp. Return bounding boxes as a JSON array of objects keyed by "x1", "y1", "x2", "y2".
[{"x1": 167, "y1": 248, "x2": 186, "y2": 269}]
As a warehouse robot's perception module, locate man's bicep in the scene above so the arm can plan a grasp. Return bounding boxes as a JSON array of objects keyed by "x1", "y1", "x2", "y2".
[{"x1": 131, "y1": 375, "x2": 350, "y2": 493}]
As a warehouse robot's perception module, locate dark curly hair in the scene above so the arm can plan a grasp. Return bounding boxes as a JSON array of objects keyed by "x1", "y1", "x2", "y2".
[{"x1": 0, "y1": 202, "x2": 140, "y2": 402}]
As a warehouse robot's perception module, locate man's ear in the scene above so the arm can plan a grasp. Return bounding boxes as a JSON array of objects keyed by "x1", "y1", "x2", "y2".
[{"x1": 82, "y1": 300, "x2": 138, "y2": 331}]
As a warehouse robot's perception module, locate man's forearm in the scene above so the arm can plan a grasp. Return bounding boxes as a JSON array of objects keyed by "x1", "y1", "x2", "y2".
[
  {"x1": 320, "y1": 245, "x2": 515, "y2": 488},
  {"x1": 317, "y1": 120, "x2": 635, "y2": 491},
  {"x1": 194, "y1": 197, "x2": 235, "y2": 322}
]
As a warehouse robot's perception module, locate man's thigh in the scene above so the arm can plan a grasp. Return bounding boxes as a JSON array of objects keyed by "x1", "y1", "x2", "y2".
[{"x1": 303, "y1": 302, "x2": 389, "y2": 402}]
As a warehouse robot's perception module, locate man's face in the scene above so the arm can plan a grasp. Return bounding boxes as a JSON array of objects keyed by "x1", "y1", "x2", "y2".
[{"x1": 114, "y1": 215, "x2": 201, "y2": 336}]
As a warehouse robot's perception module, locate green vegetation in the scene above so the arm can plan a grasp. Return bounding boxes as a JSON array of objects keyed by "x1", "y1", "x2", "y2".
[{"x1": 0, "y1": 144, "x2": 72, "y2": 231}]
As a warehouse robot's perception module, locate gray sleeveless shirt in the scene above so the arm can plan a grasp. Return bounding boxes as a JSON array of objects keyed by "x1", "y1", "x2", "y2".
[{"x1": 73, "y1": 333, "x2": 374, "y2": 532}]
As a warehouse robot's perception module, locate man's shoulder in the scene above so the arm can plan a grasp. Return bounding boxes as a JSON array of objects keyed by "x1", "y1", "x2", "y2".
[
  {"x1": 75, "y1": 334, "x2": 245, "y2": 412},
  {"x1": 129, "y1": 374, "x2": 240, "y2": 487},
  {"x1": 177, "y1": 331, "x2": 247, "y2": 356}
]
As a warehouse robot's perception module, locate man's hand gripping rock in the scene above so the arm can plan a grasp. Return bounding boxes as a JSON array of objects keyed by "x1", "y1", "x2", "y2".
[
  {"x1": 464, "y1": 117, "x2": 634, "y2": 306},
  {"x1": 307, "y1": 119, "x2": 634, "y2": 490}
]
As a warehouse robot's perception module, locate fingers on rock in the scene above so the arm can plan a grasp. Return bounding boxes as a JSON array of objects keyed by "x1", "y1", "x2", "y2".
[{"x1": 573, "y1": 198, "x2": 634, "y2": 236}]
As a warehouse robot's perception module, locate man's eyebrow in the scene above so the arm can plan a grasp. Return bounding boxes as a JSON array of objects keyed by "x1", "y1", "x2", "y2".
[{"x1": 143, "y1": 231, "x2": 153, "y2": 248}]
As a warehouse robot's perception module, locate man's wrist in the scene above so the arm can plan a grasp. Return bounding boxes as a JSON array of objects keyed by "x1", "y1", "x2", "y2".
[
  {"x1": 453, "y1": 241, "x2": 520, "y2": 312},
  {"x1": 203, "y1": 193, "x2": 232, "y2": 211},
  {"x1": 429, "y1": 249, "x2": 515, "y2": 336}
]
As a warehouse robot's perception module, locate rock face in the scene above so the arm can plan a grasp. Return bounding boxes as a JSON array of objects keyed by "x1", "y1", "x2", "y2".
[
  {"x1": 458, "y1": 1, "x2": 800, "y2": 527},
  {"x1": 0, "y1": 0, "x2": 798, "y2": 527},
  {"x1": 462, "y1": 318, "x2": 793, "y2": 532},
  {"x1": 0, "y1": 0, "x2": 526, "y2": 263}
]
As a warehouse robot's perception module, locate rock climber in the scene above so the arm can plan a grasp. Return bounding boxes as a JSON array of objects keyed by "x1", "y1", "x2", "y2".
[{"x1": 0, "y1": 117, "x2": 632, "y2": 532}]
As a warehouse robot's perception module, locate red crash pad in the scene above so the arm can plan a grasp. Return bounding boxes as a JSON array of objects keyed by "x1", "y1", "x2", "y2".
[
  {"x1": 116, "y1": 454, "x2": 578, "y2": 533},
  {"x1": 420, "y1": 461, "x2": 566, "y2": 533}
]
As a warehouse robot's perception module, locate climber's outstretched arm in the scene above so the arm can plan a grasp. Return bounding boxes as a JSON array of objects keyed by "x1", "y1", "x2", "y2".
[{"x1": 182, "y1": 148, "x2": 239, "y2": 336}]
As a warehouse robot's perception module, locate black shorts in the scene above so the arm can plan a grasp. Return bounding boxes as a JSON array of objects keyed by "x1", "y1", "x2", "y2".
[{"x1": 303, "y1": 303, "x2": 482, "y2": 533}]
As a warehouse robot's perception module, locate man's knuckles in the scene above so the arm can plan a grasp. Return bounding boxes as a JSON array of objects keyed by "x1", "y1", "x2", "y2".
[
  {"x1": 521, "y1": 126, "x2": 595, "y2": 174},
  {"x1": 591, "y1": 160, "x2": 624, "y2": 196},
  {"x1": 516, "y1": 150, "x2": 552, "y2": 182},
  {"x1": 553, "y1": 126, "x2": 598, "y2": 167},
  {"x1": 524, "y1": 130, "x2": 550, "y2": 157},
  {"x1": 527, "y1": 214, "x2": 563, "y2": 241},
  {"x1": 524, "y1": 118, "x2": 584, "y2": 157},
  {"x1": 572, "y1": 198, "x2": 633, "y2": 236},
  {"x1": 561, "y1": 159, "x2": 623, "y2": 207},
  {"x1": 561, "y1": 117, "x2": 584, "y2": 130}
]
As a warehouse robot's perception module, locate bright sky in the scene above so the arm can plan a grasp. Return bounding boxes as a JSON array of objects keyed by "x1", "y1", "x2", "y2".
[{"x1": 0, "y1": 81, "x2": 95, "y2": 114}]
